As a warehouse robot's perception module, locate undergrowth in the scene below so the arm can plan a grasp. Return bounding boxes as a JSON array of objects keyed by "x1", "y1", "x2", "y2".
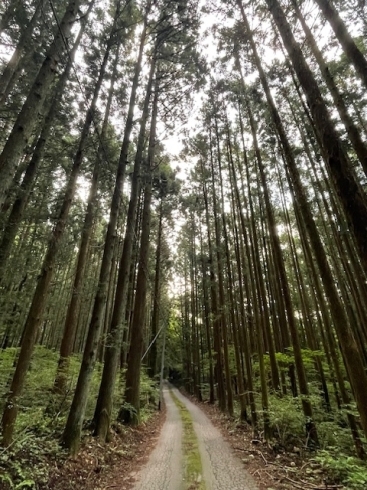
[
  {"x1": 242, "y1": 350, "x2": 367, "y2": 489},
  {"x1": 0, "y1": 346, "x2": 158, "y2": 489},
  {"x1": 197, "y1": 347, "x2": 367, "y2": 490}
]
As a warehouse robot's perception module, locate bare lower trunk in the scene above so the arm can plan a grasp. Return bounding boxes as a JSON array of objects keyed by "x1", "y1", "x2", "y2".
[
  {"x1": 120, "y1": 74, "x2": 159, "y2": 426},
  {"x1": 94, "y1": 52, "x2": 156, "y2": 440}
]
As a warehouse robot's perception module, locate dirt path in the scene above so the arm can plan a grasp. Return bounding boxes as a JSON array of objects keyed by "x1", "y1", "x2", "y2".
[
  {"x1": 132, "y1": 386, "x2": 183, "y2": 490},
  {"x1": 132, "y1": 385, "x2": 258, "y2": 490}
]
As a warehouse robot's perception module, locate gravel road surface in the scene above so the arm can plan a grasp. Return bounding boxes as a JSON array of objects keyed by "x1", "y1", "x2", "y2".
[
  {"x1": 133, "y1": 385, "x2": 258, "y2": 490},
  {"x1": 132, "y1": 386, "x2": 183, "y2": 490}
]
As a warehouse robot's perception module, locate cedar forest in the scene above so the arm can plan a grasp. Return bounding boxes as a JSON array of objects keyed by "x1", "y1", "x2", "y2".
[{"x1": 1, "y1": 0, "x2": 367, "y2": 488}]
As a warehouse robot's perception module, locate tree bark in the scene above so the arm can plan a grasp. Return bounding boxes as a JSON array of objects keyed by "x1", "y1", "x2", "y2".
[
  {"x1": 313, "y1": 0, "x2": 367, "y2": 89},
  {"x1": 265, "y1": 0, "x2": 367, "y2": 276},
  {"x1": 0, "y1": 0, "x2": 85, "y2": 206},
  {"x1": 0, "y1": 0, "x2": 48, "y2": 106},
  {"x1": 61, "y1": 3, "x2": 151, "y2": 451},
  {"x1": 53, "y1": 39, "x2": 120, "y2": 396},
  {"x1": 0, "y1": 11, "x2": 90, "y2": 274},
  {"x1": 292, "y1": 0, "x2": 367, "y2": 177},
  {"x1": 120, "y1": 70, "x2": 159, "y2": 426}
]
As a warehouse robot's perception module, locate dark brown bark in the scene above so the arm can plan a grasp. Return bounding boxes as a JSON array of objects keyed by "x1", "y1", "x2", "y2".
[
  {"x1": 265, "y1": 0, "x2": 367, "y2": 277},
  {"x1": 53, "y1": 40, "x2": 120, "y2": 395},
  {"x1": 120, "y1": 73, "x2": 159, "y2": 426},
  {"x1": 210, "y1": 115, "x2": 234, "y2": 415},
  {"x1": 201, "y1": 161, "x2": 226, "y2": 408},
  {"x1": 313, "y1": 0, "x2": 367, "y2": 89},
  {"x1": 61, "y1": 6, "x2": 151, "y2": 451},
  {"x1": 291, "y1": 0, "x2": 367, "y2": 177},
  {"x1": 239, "y1": 0, "x2": 367, "y2": 441},
  {"x1": 0, "y1": 12, "x2": 89, "y2": 274},
  {"x1": 148, "y1": 202, "x2": 163, "y2": 378},
  {"x1": 94, "y1": 55, "x2": 157, "y2": 437}
]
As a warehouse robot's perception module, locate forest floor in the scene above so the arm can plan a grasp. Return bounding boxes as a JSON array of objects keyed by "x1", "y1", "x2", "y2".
[
  {"x1": 40, "y1": 408, "x2": 166, "y2": 490},
  {"x1": 27, "y1": 387, "x2": 343, "y2": 490},
  {"x1": 194, "y1": 398, "x2": 339, "y2": 490}
]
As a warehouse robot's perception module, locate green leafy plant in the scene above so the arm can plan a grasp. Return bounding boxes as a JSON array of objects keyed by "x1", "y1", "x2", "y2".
[{"x1": 314, "y1": 451, "x2": 367, "y2": 489}]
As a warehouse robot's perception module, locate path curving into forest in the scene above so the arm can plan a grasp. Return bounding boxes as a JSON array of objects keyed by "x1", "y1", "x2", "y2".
[{"x1": 132, "y1": 384, "x2": 258, "y2": 490}]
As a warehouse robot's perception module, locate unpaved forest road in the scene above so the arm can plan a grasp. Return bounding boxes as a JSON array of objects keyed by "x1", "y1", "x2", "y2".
[{"x1": 132, "y1": 384, "x2": 258, "y2": 490}]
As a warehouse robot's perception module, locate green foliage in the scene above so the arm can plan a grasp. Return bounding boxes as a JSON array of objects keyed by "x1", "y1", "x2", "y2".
[
  {"x1": 266, "y1": 395, "x2": 306, "y2": 446},
  {"x1": 314, "y1": 451, "x2": 367, "y2": 489},
  {"x1": 0, "y1": 347, "x2": 159, "y2": 488},
  {"x1": 171, "y1": 390, "x2": 205, "y2": 489},
  {"x1": 0, "y1": 428, "x2": 61, "y2": 489},
  {"x1": 138, "y1": 369, "x2": 159, "y2": 420}
]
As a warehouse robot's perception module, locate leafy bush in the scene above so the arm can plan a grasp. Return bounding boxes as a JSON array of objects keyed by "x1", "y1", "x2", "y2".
[
  {"x1": 0, "y1": 347, "x2": 159, "y2": 488},
  {"x1": 267, "y1": 394, "x2": 306, "y2": 446},
  {"x1": 314, "y1": 450, "x2": 367, "y2": 489}
]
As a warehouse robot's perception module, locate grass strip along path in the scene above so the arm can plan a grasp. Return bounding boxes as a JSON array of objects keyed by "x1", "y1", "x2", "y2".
[{"x1": 170, "y1": 388, "x2": 206, "y2": 490}]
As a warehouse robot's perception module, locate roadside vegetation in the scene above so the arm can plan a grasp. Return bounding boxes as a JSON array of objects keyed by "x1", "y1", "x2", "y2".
[
  {"x1": 171, "y1": 390, "x2": 205, "y2": 490},
  {"x1": 1, "y1": 0, "x2": 367, "y2": 489}
]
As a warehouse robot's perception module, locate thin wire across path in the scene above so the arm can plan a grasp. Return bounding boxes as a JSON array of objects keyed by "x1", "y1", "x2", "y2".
[{"x1": 133, "y1": 385, "x2": 259, "y2": 490}]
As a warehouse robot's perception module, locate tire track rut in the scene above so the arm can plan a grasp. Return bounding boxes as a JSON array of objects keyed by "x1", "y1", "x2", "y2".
[{"x1": 132, "y1": 385, "x2": 258, "y2": 490}]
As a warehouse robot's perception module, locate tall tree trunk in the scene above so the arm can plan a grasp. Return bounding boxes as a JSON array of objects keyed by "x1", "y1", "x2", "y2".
[
  {"x1": 0, "y1": 0, "x2": 85, "y2": 206},
  {"x1": 61, "y1": 5, "x2": 151, "y2": 451},
  {"x1": 53, "y1": 41, "x2": 120, "y2": 395},
  {"x1": 201, "y1": 162, "x2": 226, "y2": 408},
  {"x1": 210, "y1": 116, "x2": 234, "y2": 415},
  {"x1": 199, "y1": 226, "x2": 215, "y2": 404},
  {"x1": 92, "y1": 51, "x2": 156, "y2": 440},
  {"x1": 0, "y1": 15, "x2": 114, "y2": 447},
  {"x1": 291, "y1": 0, "x2": 367, "y2": 177},
  {"x1": 120, "y1": 71, "x2": 159, "y2": 426},
  {"x1": 148, "y1": 201, "x2": 163, "y2": 378},
  {"x1": 239, "y1": 0, "x2": 367, "y2": 442},
  {"x1": 228, "y1": 157, "x2": 258, "y2": 428},
  {"x1": 0, "y1": 11, "x2": 90, "y2": 273},
  {"x1": 313, "y1": 0, "x2": 367, "y2": 89},
  {"x1": 265, "y1": 0, "x2": 367, "y2": 276},
  {"x1": 0, "y1": 0, "x2": 48, "y2": 106}
]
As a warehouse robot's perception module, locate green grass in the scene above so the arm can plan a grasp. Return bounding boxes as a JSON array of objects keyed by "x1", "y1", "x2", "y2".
[{"x1": 170, "y1": 389, "x2": 206, "y2": 490}]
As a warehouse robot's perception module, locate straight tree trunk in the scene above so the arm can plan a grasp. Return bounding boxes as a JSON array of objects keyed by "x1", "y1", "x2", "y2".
[
  {"x1": 210, "y1": 116, "x2": 234, "y2": 415},
  {"x1": 0, "y1": 18, "x2": 113, "y2": 447},
  {"x1": 93, "y1": 50, "x2": 157, "y2": 440},
  {"x1": 148, "y1": 202, "x2": 163, "y2": 378},
  {"x1": 53, "y1": 41, "x2": 120, "y2": 395},
  {"x1": 313, "y1": 0, "x2": 367, "y2": 89},
  {"x1": 265, "y1": 0, "x2": 367, "y2": 276},
  {"x1": 239, "y1": 0, "x2": 367, "y2": 441},
  {"x1": 120, "y1": 71, "x2": 159, "y2": 426},
  {"x1": 292, "y1": 0, "x2": 367, "y2": 176},
  {"x1": 199, "y1": 226, "x2": 215, "y2": 404},
  {"x1": 0, "y1": 0, "x2": 85, "y2": 206},
  {"x1": 0, "y1": 11, "x2": 90, "y2": 273},
  {"x1": 228, "y1": 160, "x2": 258, "y2": 428},
  {"x1": 0, "y1": 0, "x2": 48, "y2": 105},
  {"x1": 61, "y1": 4, "x2": 151, "y2": 451},
  {"x1": 201, "y1": 162, "x2": 226, "y2": 408}
]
